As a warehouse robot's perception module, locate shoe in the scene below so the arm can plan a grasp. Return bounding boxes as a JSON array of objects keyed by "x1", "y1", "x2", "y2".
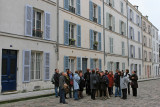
[{"x1": 63, "y1": 102, "x2": 68, "y2": 104}]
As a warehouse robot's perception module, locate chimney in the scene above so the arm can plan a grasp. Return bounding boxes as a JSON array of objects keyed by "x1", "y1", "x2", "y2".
[
  {"x1": 145, "y1": 15, "x2": 148, "y2": 20},
  {"x1": 133, "y1": 5, "x2": 139, "y2": 10}
]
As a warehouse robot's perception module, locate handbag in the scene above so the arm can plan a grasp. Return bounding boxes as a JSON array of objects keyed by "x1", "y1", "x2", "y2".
[{"x1": 63, "y1": 83, "x2": 69, "y2": 94}]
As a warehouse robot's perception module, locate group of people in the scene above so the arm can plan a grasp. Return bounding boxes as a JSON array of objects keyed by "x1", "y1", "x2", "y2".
[{"x1": 51, "y1": 68, "x2": 138, "y2": 104}]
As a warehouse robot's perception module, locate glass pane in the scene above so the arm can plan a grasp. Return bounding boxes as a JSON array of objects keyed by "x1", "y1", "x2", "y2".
[
  {"x1": 36, "y1": 53, "x2": 41, "y2": 79},
  {"x1": 2, "y1": 50, "x2": 8, "y2": 55},
  {"x1": 2, "y1": 58, "x2": 7, "y2": 75},
  {"x1": 10, "y1": 59, "x2": 16, "y2": 74},
  {"x1": 10, "y1": 50, "x2": 17, "y2": 55},
  {"x1": 31, "y1": 53, "x2": 35, "y2": 79}
]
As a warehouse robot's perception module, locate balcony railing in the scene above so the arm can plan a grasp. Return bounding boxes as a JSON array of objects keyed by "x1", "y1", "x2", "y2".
[
  {"x1": 109, "y1": 26, "x2": 112, "y2": 31},
  {"x1": 93, "y1": 17, "x2": 97, "y2": 23},
  {"x1": 93, "y1": 45, "x2": 98, "y2": 50},
  {"x1": 69, "y1": 38, "x2": 75, "y2": 46},
  {"x1": 32, "y1": 29, "x2": 43, "y2": 38},
  {"x1": 69, "y1": 6, "x2": 75, "y2": 13}
]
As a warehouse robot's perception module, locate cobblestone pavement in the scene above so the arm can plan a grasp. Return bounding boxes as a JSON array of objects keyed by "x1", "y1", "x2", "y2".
[{"x1": 1, "y1": 79, "x2": 160, "y2": 107}]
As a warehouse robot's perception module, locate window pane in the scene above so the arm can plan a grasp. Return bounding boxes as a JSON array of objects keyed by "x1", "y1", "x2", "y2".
[
  {"x1": 36, "y1": 53, "x2": 41, "y2": 79},
  {"x1": 31, "y1": 53, "x2": 35, "y2": 80}
]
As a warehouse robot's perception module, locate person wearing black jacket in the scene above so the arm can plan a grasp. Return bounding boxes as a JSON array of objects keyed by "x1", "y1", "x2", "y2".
[
  {"x1": 84, "y1": 69, "x2": 91, "y2": 95},
  {"x1": 114, "y1": 69, "x2": 121, "y2": 97},
  {"x1": 79, "y1": 70, "x2": 85, "y2": 98},
  {"x1": 53, "y1": 69, "x2": 60, "y2": 97},
  {"x1": 130, "y1": 71, "x2": 138, "y2": 97},
  {"x1": 90, "y1": 69, "x2": 98, "y2": 100},
  {"x1": 99, "y1": 72, "x2": 107, "y2": 100}
]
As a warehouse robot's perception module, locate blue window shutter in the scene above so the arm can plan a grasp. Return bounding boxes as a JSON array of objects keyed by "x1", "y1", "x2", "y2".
[
  {"x1": 112, "y1": 0, "x2": 115, "y2": 8},
  {"x1": 130, "y1": 45, "x2": 132, "y2": 57},
  {"x1": 90, "y1": 29, "x2": 93, "y2": 49},
  {"x1": 64, "y1": 0, "x2": 69, "y2": 10},
  {"x1": 107, "y1": 62, "x2": 111, "y2": 71},
  {"x1": 25, "y1": 5, "x2": 33, "y2": 37},
  {"x1": 44, "y1": 53, "x2": 50, "y2": 80},
  {"x1": 64, "y1": 20, "x2": 69, "y2": 45},
  {"x1": 90, "y1": 58, "x2": 93, "y2": 71},
  {"x1": 119, "y1": 20, "x2": 122, "y2": 34},
  {"x1": 23, "y1": 50, "x2": 31, "y2": 82},
  {"x1": 132, "y1": 11, "x2": 134, "y2": 22},
  {"x1": 77, "y1": 57, "x2": 81, "y2": 70},
  {"x1": 77, "y1": 24, "x2": 81, "y2": 47},
  {"x1": 99, "y1": 59, "x2": 102, "y2": 72},
  {"x1": 76, "y1": 0, "x2": 81, "y2": 15},
  {"x1": 138, "y1": 31, "x2": 140, "y2": 42},
  {"x1": 124, "y1": 23, "x2": 126, "y2": 36},
  {"x1": 106, "y1": 0, "x2": 109, "y2": 4},
  {"x1": 64, "y1": 56, "x2": 69, "y2": 72},
  {"x1": 114, "y1": 62, "x2": 117, "y2": 72},
  {"x1": 133, "y1": 28, "x2": 135, "y2": 40},
  {"x1": 89, "y1": 1, "x2": 93, "y2": 21},
  {"x1": 106, "y1": 13, "x2": 109, "y2": 29},
  {"x1": 133, "y1": 46, "x2": 135, "y2": 58},
  {"x1": 98, "y1": 32, "x2": 101, "y2": 51},
  {"x1": 44, "y1": 12, "x2": 50, "y2": 40},
  {"x1": 98, "y1": 6, "x2": 101, "y2": 24},
  {"x1": 129, "y1": 26, "x2": 131, "y2": 38},
  {"x1": 112, "y1": 16, "x2": 115, "y2": 32},
  {"x1": 128, "y1": 7, "x2": 130, "y2": 20}
]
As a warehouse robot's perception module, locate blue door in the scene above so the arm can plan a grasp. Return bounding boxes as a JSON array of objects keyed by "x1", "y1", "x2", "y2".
[
  {"x1": 82, "y1": 58, "x2": 87, "y2": 74},
  {"x1": 2, "y1": 49, "x2": 17, "y2": 92}
]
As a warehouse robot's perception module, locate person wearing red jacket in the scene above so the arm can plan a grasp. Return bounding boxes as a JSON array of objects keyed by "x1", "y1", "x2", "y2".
[{"x1": 107, "y1": 71, "x2": 114, "y2": 96}]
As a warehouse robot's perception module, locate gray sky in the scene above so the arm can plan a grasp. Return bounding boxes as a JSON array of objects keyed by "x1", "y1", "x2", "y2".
[{"x1": 129, "y1": 0, "x2": 160, "y2": 31}]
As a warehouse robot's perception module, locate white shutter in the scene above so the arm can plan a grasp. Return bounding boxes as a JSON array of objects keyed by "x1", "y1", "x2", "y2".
[
  {"x1": 25, "y1": 5, "x2": 33, "y2": 36},
  {"x1": 44, "y1": 12, "x2": 51, "y2": 40},
  {"x1": 23, "y1": 50, "x2": 31, "y2": 82},
  {"x1": 44, "y1": 53, "x2": 50, "y2": 80}
]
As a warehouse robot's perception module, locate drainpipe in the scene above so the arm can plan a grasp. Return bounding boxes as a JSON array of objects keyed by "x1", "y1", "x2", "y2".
[
  {"x1": 141, "y1": 15, "x2": 144, "y2": 72},
  {"x1": 103, "y1": 0, "x2": 106, "y2": 70},
  {"x1": 126, "y1": 0, "x2": 129, "y2": 68},
  {"x1": 56, "y1": 0, "x2": 59, "y2": 68}
]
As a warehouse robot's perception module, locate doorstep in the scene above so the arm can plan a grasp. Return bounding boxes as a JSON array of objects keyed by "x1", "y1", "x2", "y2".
[{"x1": 0, "y1": 89, "x2": 55, "y2": 104}]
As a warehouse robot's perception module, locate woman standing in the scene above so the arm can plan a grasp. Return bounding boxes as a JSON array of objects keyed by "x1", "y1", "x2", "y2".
[
  {"x1": 130, "y1": 71, "x2": 138, "y2": 97},
  {"x1": 107, "y1": 71, "x2": 114, "y2": 96},
  {"x1": 73, "y1": 71, "x2": 80, "y2": 100}
]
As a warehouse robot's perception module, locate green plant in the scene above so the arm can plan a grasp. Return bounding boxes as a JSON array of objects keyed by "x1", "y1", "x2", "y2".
[
  {"x1": 94, "y1": 41, "x2": 98, "y2": 45},
  {"x1": 70, "y1": 38, "x2": 75, "y2": 42}
]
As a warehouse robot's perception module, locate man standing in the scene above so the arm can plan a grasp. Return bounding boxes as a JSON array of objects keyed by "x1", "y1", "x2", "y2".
[
  {"x1": 125, "y1": 69, "x2": 131, "y2": 95},
  {"x1": 114, "y1": 69, "x2": 121, "y2": 97},
  {"x1": 59, "y1": 72, "x2": 68, "y2": 104},
  {"x1": 130, "y1": 71, "x2": 138, "y2": 97},
  {"x1": 84, "y1": 69, "x2": 91, "y2": 95},
  {"x1": 53, "y1": 69, "x2": 60, "y2": 97}
]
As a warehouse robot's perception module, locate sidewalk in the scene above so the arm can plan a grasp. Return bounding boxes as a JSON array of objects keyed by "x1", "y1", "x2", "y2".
[{"x1": 0, "y1": 77, "x2": 160, "y2": 104}]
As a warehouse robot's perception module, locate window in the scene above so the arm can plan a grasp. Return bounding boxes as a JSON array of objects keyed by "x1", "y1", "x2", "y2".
[
  {"x1": 153, "y1": 29, "x2": 155, "y2": 38},
  {"x1": 119, "y1": 20, "x2": 126, "y2": 35},
  {"x1": 130, "y1": 45, "x2": 135, "y2": 58},
  {"x1": 143, "y1": 21, "x2": 146, "y2": 31},
  {"x1": 90, "y1": 30, "x2": 101, "y2": 51},
  {"x1": 149, "y1": 39, "x2": 151, "y2": 48},
  {"x1": 89, "y1": 1, "x2": 101, "y2": 24},
  {"x1": 120, "y1": 2, "x2": 123, "y2": 14},
  {"x1": 157, "y1": 43, "x2": 159, "y2": 52},
  {"x1": 31, "y1": 52, "x2": 42, "y2": 80},
  {"x1": 108, "y1": 0, "x2": 115, "y2": 8},
  {"x1": 143, "y1": 36, "x2": 146, "y2": 46},
  {"x1": 109, "y1": 38, "x2": 113, "y2": 53},
  {"x1": 139, "y1": 64, "x2": 141, "y2": 76},
  {"x1": 138, "y1": 48, "x2": 141, "y2": 59},
  {"x1": 69, "y1": 58, "x2": 75, "y2": 73},
  {"x1": 106, "y1": 13, "x2": 115, "y2": 31},
  {"x1": 148, "y1": 25, "x2": 151, "y2": 34},
  {"x1": 122, "y1": 42, "x2": 125, "y2": 56},
  {"x1": 138, "y1": 31, "x2": 140, "y2": 42},
  {"x1": 136, "y1": 15, "x2": 140, "y2": 26},
  {"x1": 32, "y1": 9, "x2": 43, "y2": 38},
  {"x1": 93, "y1": 32, "x2": 98, "y2": 50},
  {"x1": 69, "y1": 0, "x2": 75, "y2": 13},
  {"x1": 130, "y1": 9, "x2": 134, "y2": 22},
  {"x1": 144, "y1": 51, "x2": 147, "y2": 61},
  {"x1": 149, "y1": 52, "x2": 152, "y2": 61},
  {"x1": 129, "y1": 27, "x2": 134, "y2": 40},
  {"x1": 69, "y1": 23, "x2": 76, "y2": 46},
  {"x1": 122, "y1": 63, "x2": 125, "y2": 71}
]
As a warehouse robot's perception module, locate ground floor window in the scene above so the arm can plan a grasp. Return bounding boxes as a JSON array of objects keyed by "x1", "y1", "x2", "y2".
[
  {"x1": 31, "y1": 52, "x2": 42, "y2": 80},
  {"x1": 69, "y1": 58, "x2": 75, "y2": 73}
]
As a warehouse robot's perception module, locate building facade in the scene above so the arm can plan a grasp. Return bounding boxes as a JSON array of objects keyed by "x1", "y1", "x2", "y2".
[
  {"x1": 142, "y1": 16, "x2": 153, "y2": 78},
  {"x1": 0, "y1": 0, "x2": 57, "y2": 93},
  {"x1": 0, "y1": 0, "x2": 159, "y2": 94}
]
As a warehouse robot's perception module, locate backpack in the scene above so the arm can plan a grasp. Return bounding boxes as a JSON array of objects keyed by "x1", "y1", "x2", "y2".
[{"x1": 51, "y1": 74, "x2": 55, "y2": 84}]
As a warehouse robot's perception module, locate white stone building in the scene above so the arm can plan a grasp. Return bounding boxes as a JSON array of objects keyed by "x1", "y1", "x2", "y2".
[{"x1": 0, "y1": 0, "x2": 57, "y2": 93}]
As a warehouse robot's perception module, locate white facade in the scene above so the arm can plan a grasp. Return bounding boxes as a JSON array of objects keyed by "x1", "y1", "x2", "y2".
[{"x1": 0, "y1": 0, "x2": 57, "y2": 93}]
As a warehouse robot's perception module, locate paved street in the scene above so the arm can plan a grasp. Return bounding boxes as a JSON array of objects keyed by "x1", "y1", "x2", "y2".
[{"x1": 1, "y1": 79, "x2": 160, "y2": 107}]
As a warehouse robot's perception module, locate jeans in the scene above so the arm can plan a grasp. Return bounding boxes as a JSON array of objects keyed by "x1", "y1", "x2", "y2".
[
  {"x1": 115, "y1": 87, "x2": 121, "y2": 97},
  {"x1": 55, "y1": 86, "x2": 59, "y2": 97},
  {"x1": 59, "y1": 87, "x2": 65, "y2": 103},
  {"x1": 74, "y1": 90, "x2": 79, "y2": 100}
]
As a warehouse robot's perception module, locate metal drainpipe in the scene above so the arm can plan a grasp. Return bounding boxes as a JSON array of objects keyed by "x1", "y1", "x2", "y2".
[
  {"x1": 103, "y1": 0, "x2": 106, "y2": 70},
  {"x1": 141, "y1": 15, "x2": 144, "y2": 70},
  {"x1": 56, "y1": 0, "x2": 59, "y2": 68},
  {"x1": 126, "y1": 0, "x2": 129, "y2": 68}
]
